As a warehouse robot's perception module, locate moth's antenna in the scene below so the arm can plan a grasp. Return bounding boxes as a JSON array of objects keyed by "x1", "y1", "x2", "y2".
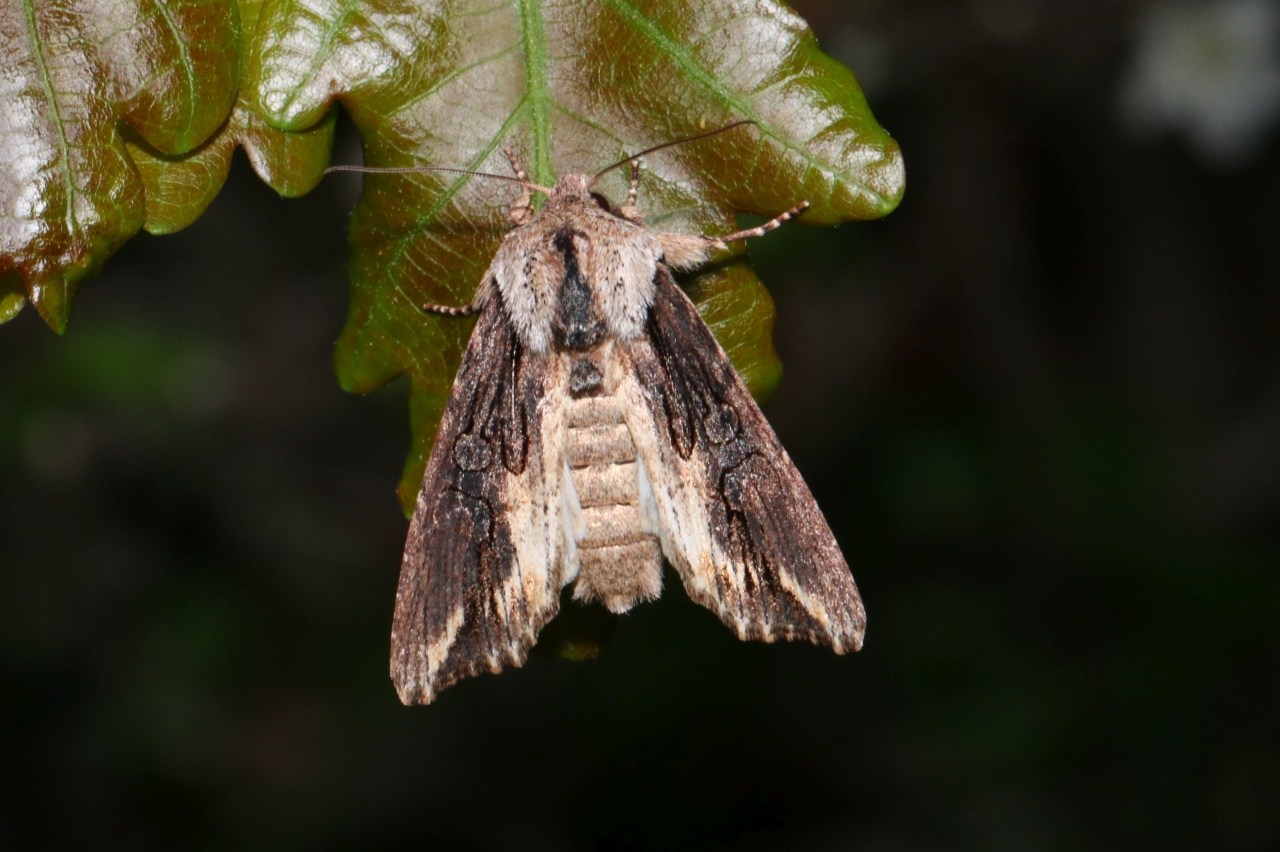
[
  {"x1": 588, "y1": 120, "x2": 757, "y2": 188},
  {"x1": 325, "y1": 164, "x2": 553, "y2": 196}
]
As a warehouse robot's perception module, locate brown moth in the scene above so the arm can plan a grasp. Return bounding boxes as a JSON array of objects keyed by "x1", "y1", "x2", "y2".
[{"x1": 336, "y1": 125, "x2": 866, "y2": 704}]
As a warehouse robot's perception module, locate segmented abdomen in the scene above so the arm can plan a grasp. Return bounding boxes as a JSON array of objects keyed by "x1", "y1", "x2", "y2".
[{"x1": 565, "y1": 394, "x2": 663, "y2": 611}]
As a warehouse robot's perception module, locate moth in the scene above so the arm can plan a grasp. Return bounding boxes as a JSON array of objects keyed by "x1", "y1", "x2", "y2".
[{"x1": 335, "y1": 124, "x2": 866, "y2": 704}]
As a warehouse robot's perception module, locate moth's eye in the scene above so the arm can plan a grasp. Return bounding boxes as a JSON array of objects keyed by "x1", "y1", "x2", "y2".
[{"x1": 589, "y1": 192, "x2": 612, "y2": 211}]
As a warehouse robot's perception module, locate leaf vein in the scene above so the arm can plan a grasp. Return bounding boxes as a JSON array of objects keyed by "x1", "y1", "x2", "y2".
[
  {"x1": 382, "y1": 99, "x2": 530, "y2": 317},
  {"x1": 274, "y1": 0, "x2": 362, "y2": 121},
  {"x1": 152, "y1": 0, "x2": 199, "y2": 150},
  {"x1": 19, "y1": 0, "x2": 78, "y2": 237}
]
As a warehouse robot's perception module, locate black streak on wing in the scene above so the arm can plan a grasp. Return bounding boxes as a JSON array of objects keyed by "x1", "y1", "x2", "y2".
[
  {"x1": 391, "y1": 292, "x2": 553, "y2": 704},
  {"x1": 634, "y1": 268, "x2": 866, "y2": 651}
]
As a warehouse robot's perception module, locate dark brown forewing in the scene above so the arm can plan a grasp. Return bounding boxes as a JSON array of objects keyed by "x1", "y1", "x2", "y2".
[
  {"x1": 391, "y1": 293, "x2": 558, "y2": 704},
  {"x1": 632, "y1": 268, "x2": 866, "y2": 652}
]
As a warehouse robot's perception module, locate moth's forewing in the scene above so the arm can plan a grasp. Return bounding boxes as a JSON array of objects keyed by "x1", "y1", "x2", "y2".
[
  {"x1": 622, "y1": 268, "x2": 866, "y2": 652},
  {"x1": 391, "y1": 295, "x2": 568, "y2": 704}
]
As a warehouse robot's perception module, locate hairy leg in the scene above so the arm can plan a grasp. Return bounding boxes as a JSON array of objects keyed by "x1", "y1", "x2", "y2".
[
  {"x1": 420, "y1": 278, "x2": 492, "y2": 317},
  {"x1": 504, "y1": 147, "x2": 533, "y2": 225},
  {"x1": 618, "y1": 159, "x2": 645, "y2": 225},
  {"x1": 716, "y1": 201, "x2": 810, "y2": 244},
  {"x1": 656, "y1": 200, "x2": 810, "y2": 270}
]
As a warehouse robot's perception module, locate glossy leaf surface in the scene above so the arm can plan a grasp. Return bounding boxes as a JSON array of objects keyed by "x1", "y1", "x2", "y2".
[
  {"x1": 253, "y1": 0, "x2": 905, "y2": 512},
  {"x1": 0, "y1": 0, "x2": 239, "y2": 330},
  {"x1": 126, "y1": 0, "x2": 336, "y2": 236}
]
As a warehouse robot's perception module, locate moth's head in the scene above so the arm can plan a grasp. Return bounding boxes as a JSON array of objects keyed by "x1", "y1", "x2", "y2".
[
  {"x1": 546, "y1": 172, "x2": 621, "y2": 217},
  {"x1": 550, "y1": 173, "x2": 591, "y2": 200}
]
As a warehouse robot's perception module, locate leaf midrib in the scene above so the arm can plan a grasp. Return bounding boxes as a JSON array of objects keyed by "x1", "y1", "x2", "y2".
[{"x1": 518, "y1": 0, "x2": 553, "y2": 188}]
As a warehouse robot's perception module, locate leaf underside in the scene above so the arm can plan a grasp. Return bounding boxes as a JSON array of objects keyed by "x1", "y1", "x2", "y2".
[{"x1": 1, "y1": 0, "x2": 901, "y2": 513}]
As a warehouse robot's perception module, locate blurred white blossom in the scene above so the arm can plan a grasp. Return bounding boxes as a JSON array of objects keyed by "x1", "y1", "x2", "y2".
[{"x1": 1120, "y1": 0, "x2": 1280, "y2": 164}]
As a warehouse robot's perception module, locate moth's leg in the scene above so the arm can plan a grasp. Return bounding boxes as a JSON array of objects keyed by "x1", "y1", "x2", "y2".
[
  {"x1": 626, "y1": 160, "x2": 641, "y2": 206},
  {"x1": 420, "y1": 277, "x2": 492, "y2": 317},
  {"x1": 656, "y1": 232, "x2": 716, "y2": 270},
  {"x1": 504, "y1": 146, "x2": 529, "y2": 180},
  {"x1": 656, "y1": 201, "x2": 810, "y2": 271},
  {"x1": 715, "y1": 200, "x2": 810, "y2": 244},
  {"x1": 420, "y1": 301, "x2": 479, "y2": 317},
  {"x1": 504, "y1": 147, "x2": 533, "y2": 225},
  {"x1": 618, "y1": 159, "x2": 644, "y2": 225}
]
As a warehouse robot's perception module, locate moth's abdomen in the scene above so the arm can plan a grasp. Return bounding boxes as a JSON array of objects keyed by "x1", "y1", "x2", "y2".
[{"x1": 565, "y1": 394, "x2": 663, "y2": 613}]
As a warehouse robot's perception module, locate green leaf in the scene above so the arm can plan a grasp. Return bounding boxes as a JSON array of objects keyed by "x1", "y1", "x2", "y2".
[
  {"x1": 0, "y1": 0, "x2": 240, "y2": 330},
  {"x1": 253, "y1": 0, "x2": 905, "y2": 514},
  {"x1": 126, "y1": 0, "x2": 336, "y2": 236},
  {"x1": 0, "y1": 270, "x2": 25, "y2": 323}
]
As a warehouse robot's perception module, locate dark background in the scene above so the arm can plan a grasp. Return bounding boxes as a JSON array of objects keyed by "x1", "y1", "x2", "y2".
[{"x1": 4, "y1": 0, "x2": 1280, "y2": 848}]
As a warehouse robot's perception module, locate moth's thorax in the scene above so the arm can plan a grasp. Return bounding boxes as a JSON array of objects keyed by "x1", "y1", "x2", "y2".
[{"x1": 490, "y1": 176, "x2": 663, "y2": 354}]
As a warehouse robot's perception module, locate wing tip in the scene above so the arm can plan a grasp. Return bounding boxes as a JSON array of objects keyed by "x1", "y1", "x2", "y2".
[
  {"x1": 395, "y1": 681, "x2": 437, "y2": 706},
  {"x1": 833, "y1": 624, "x2": 866, "y2": 654},
  {"x1": 390, "y1": 626, "x2": 544, "y2": 706},
  {"x1": 719, "y1": 602, "x2": 866, "y2": 655},
  {"x1": 676, "y1": 582, "x2": 867, "y2": 655}
]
